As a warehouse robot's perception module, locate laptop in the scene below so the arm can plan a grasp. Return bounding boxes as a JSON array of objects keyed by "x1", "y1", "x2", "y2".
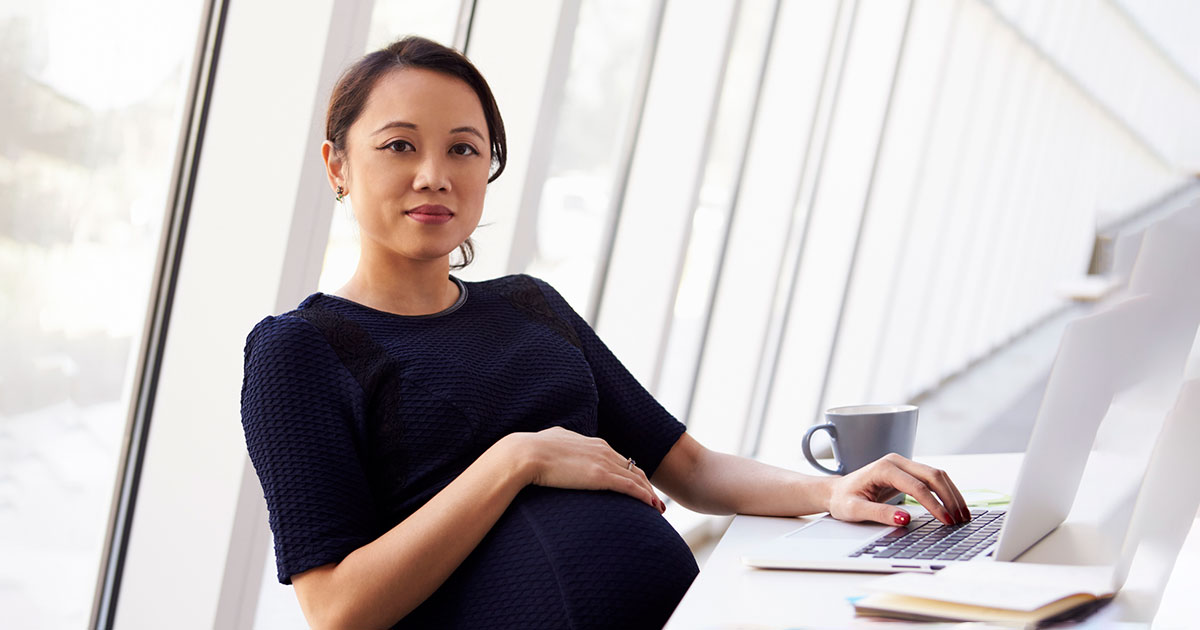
[{"x1": 743, "y1": 295, "x2": 1163, "y2": 574}]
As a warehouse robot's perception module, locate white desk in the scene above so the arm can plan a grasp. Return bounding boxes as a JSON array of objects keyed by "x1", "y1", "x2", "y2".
[{"x1": 665, "y1": 453, "x2": 1200, "y2": 629}]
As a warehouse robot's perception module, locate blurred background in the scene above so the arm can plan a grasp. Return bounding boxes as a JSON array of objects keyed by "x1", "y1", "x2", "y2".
[{"x1": 2, "y1": 0, "x2": 1198, "y2": 628}]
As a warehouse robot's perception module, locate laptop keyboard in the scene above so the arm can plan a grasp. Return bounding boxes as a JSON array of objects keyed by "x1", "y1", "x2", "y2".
[{"x1": 850, "y1": 509, "x2": 1004, "y2": 562}]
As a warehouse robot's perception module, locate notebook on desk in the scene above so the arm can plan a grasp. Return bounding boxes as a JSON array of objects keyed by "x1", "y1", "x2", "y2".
[{"x1": 743, "y1": 295, "x2": 1162, "y2": 574}]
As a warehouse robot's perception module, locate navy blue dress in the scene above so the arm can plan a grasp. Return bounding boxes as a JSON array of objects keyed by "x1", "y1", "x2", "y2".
[{"x1": 240, "y1": 274, "x2": 699, "y2": 629}]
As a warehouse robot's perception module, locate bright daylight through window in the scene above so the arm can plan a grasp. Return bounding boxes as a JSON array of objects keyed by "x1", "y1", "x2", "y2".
[{"x1": 0, "y1": 2, "x2": 204, "y2": 627}]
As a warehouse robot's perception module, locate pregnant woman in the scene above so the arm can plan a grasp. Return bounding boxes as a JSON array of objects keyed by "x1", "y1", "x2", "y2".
[{"x1": 240, "y1": 35, "x2": 968, "y2": 630}]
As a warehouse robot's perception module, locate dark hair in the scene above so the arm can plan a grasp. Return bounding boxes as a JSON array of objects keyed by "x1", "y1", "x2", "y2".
[{"x1": 326, "y1": 36, "x2": 506, "y2": 269}]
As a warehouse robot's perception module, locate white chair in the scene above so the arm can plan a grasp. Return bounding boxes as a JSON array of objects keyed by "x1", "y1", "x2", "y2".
[{"x1": 1112, "y1": 377, "x2": 1200, "y2": 622}]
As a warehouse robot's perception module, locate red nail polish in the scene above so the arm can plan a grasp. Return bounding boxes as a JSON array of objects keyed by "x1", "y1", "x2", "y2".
[{"x1": 893, "y1": 511, "x2": 910, "y2": 526}]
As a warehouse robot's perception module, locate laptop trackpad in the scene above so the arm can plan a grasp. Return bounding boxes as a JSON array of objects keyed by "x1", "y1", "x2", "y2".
[{"x1": 787, "y1": 517, "x2": 888, "y2": 541}]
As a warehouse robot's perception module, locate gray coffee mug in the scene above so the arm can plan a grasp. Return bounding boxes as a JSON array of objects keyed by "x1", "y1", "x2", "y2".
[{"x1": 802, "y1": 404, "x2": 918, "y2": 475}]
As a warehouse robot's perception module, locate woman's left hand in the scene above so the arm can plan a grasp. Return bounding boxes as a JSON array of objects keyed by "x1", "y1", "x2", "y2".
[{"x1": 826, "y1": 453, "x2": 969, "y2": 526}]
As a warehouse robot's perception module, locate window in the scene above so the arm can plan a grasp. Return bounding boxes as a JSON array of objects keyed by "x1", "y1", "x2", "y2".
[
  {"x1": 759, "y1": 0, "x2": 911, "y2": 462},
  {"x1": 522, "y1": 0, "x2": 657, "y2": 316},
  {"x1": 0, "y1": 2, "x2": 205, "y2": 627}
]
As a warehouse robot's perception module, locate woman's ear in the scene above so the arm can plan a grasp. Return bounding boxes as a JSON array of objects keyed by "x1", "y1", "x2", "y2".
[{"x1": 321, "y1": 140, "x2": 347, "y2": 193}]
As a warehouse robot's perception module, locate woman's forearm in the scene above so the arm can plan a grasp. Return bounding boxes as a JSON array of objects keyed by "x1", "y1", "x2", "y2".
[
  {"x1": 296, "y1": 434, "x2": 531, "y2": 630},
  {"x1": 655, "y1": 434, "x2": 833, "y2": 517},
  {"x1": 656, "y1": 433, "x2": 968, "y2": 526},
  {"x1": 683, "y1": 448, "x2": 833, "y2": 516}
]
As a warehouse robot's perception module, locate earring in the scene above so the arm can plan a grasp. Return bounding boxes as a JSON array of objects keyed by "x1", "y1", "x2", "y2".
[{"x1": 335, "y1": 185, "x2": 346, "y2": 202}]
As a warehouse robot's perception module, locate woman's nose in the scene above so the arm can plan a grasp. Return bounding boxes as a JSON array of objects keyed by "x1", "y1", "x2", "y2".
[{"x1": 412, "y1": 155, "x2": 451, "y2": 192}]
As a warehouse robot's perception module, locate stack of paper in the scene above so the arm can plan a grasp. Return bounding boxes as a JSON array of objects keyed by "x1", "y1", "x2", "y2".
[{"x1": 854, "y1": 563, "x2": 1116, "y2": 627}]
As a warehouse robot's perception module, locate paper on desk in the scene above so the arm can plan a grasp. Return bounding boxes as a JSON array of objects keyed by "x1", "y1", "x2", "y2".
[
  {"x1": 705, "y1": 622, "x2": 1018, "y2": 629},
  {"x1": 864, "y1": 563, "x2": 1116, "y2": 611}
]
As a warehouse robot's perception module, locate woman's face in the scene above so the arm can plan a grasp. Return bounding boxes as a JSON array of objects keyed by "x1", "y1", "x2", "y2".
[{"x1": 329, "y1": 67, "x2": 491, "y2": 265}]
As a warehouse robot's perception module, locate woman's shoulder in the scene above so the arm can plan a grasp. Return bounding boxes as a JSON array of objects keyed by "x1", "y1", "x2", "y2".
[
  {"x1": 466, "y1": 273, "x2": 567, "y2": 304},
  {"x1": 463, "y1": 275, "x2": 585, "y2": 351},
  {"x1": 243, "y1": 295, "x2": 336, "y2": 359},
  {"x1": 466, "y1": 272, "x2": 549, "y2": 289}
]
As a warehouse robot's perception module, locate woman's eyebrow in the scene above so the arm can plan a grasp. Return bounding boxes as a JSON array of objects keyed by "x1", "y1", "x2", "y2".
[
  {"x1": 372, "y1": 120, "x2": 485, "y2": 142},
  {"x1": 373, "y1": 120, "x2": 418, "y2": 135},
  {"x1": 450, "y1": 126, "x2": 486, "y2": 142}
]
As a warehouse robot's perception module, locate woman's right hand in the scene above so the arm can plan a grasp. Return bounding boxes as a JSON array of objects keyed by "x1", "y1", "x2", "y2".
[{"x1": 502, "y1": 427, "x2": 665, "y2": 513}]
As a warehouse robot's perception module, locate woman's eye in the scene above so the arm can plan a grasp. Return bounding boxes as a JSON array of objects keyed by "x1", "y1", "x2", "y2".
[
  {"x1": 451, "y1": 143, "x2": 479, "y2": 156},
  {"x1": 384, "y1": 140, "x2": 414, "y2": 152}
]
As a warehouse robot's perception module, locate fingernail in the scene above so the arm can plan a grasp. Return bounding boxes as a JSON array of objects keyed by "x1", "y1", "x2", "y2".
[
  {"x1": 658, "y1": 500, "x2": 666, "y2": 513},
  {"x1": 893, "y1": 511, "x2": 910, "y2": 526}
]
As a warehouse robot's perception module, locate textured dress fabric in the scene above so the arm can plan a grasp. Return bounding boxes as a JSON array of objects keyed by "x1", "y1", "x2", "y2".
[{"x1": 240, "y1": 274, "x2": 699, "y2": 629}]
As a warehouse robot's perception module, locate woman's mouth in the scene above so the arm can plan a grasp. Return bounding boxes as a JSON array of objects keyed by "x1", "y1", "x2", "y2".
[{"x1": 405, "y1": 204, "x2": 454, "y2": 225}]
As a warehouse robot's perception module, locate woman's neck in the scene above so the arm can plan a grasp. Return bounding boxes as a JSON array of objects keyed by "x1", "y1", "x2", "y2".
[{"x1": 335, "y1": 248, "x2": 460, "y2": 316}]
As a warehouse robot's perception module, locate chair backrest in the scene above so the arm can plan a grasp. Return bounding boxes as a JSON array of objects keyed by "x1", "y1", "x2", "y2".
[
  {"x1": 1111, "y1": 377, "x2": 1200, "y2": 621},
  {"x1": 1094, "y1": 202, "x2": 1200, "y2": 458}
]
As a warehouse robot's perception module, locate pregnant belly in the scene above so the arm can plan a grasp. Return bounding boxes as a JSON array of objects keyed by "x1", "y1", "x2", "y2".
[{"x1": 398, "y1": 487, "x2": 699, "y2": 630}]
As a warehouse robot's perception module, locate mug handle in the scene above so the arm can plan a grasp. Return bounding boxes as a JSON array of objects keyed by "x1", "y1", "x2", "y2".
[{"x1": 802, "y1": 423, "x2": 844, "y2": 475}]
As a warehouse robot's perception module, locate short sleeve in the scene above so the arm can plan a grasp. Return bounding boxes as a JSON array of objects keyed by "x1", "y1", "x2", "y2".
[
  {"x1": 241, "y1": 314, "x2": 379, "y2": 584},
  {"x1": 528, "y1": 276, "x2": 686, "y2": 478}
]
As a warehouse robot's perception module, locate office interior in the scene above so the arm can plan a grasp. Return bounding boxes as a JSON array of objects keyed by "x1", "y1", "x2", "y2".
[{"x1": 3, "y1": 0, "x2": 1199, "y2": 628}]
